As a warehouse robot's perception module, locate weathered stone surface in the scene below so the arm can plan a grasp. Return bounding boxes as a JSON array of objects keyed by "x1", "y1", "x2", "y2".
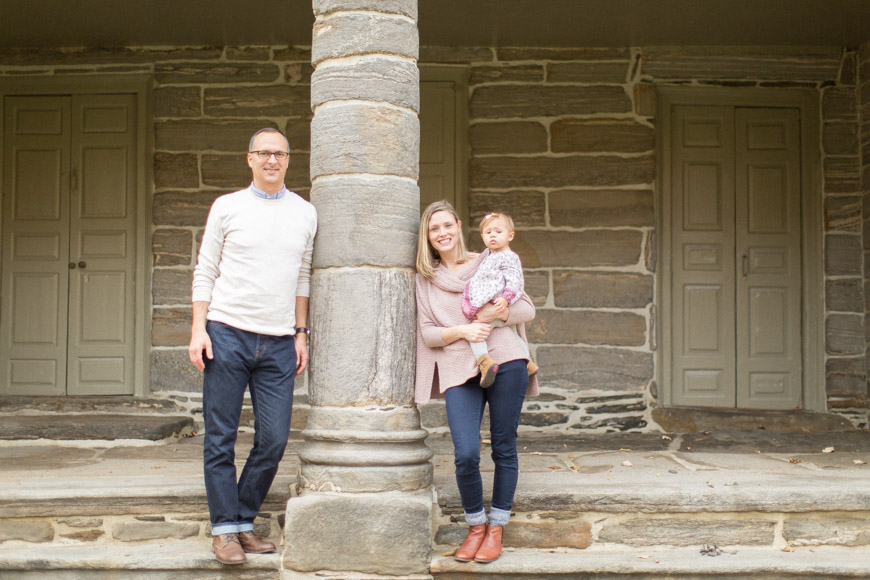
[
  {"x1": 0, "y1": 46, "x2": 222, "y2": 66},
  {"x1": 225, "y1": 46, "x2": 271, "y2": 61},
  {"x1": 283, "y1": 491, "x2": 431, "y2": 574},
  {"x1": 58, "y1": 518, "x2": 103, "y2": 528},
  {"x1": 201, "y1": 153, "x2": 309, "y2": 192},
  {"x1": 512, "y1": 230, "x2": 643, "y2": 268},
  {"x1": 825, "y1": 195, "x2": 862, "y2": 232},
  {"x1": 826, "y1": 278, "x2": 864, "y2": 313},
  {"x1": 204, "y1": 85, "x2": 310, "y2": 117},
  {"x1": 823, "y1": 122, "x2": 858, "y2": 156},
  {"x1": 642, "y1": 48, "x2": 841, "y2": 81},
  {"x1": 59, "y1": 529, "x2": 104, "y2": 542},
  {"x1": 314, "y1": 0, "x2": 417, "y2": 19},
  {"x1": 825, "y1": 357, "x2": 867, "y2": 397},
  {"x1": 574, "y1": 415, "x2": 647, "y2": 431},
  {"x1": 309, "y1": 269, "x2": 416, "y2": 406},
  {"x1": 152, "y1": 269, "x2": 192, "y2": 305},
  {"x1": 155, "y1": 62, "x2": 280, "y2": 84},
  {"x1": 551, "y1": 119, "x2": 654, "y2": 154},
  {"x1": 825, "y1": 234, "x2": 863, "y2": 276},
  {"x1": 546, "y1": 61, "x2": 629, "y2": 83},
  {"x1": 150, "y1": 349, "x2": 202, "y2": 393},
  {"x1": 153, "y1": 86, "x2": 201, "y2": 118},
  {"x1": 285, "y1": 62, "x2": 315, "y2": 84},
  {"x1": 550, "y1": 188, "x2": 654, "y2": 228},
  {"x1": 311, "y1": 176, "x2": 418, "y2": 268},
  {"x1": 785, "y1": 517, "x2": 870, "y2": 546},
  {"x1": 645, "y1": 230, "x2": 657, "y2": 273},
  {"x1": 310, "y1": 103, "x2": 418, "y2": 179},
  {"x1": 586, "y1": 399, "x2": 645, "y2": 414},
  {"x1": 285, "y1": 117, "x2": 312, "y2": 151},
  {"x1": 420, "y1": 46, "x2": 494, "y2": 63},
  {"x1": 111, "y1": 522, "x2": 199, "y2": 542},
  {"x1": 470, "y1": 122, "x2": 548, "y2": 155},
  {"x1": 469, "y1": 190, "x2": 546, "y2": 227},
  {"x1": 528, "y1": 310, "x2": 646, "y2": 346},
  {"x1": 497, "y1": 47, "x2": 630, "y2": 61},
  {"x1": 472, "y1": 155, "x2": 654, "y2": 189},
  {"x1": 311, "y1": 56, "x2": 419, "y2": 111},
  {"x1": 536, "y1": 346, "x2": 653, "y2": 390},
  {"x1": 274, "y1": 46, "x2": 313, "y2": 61},
  {"x1": 151, "y1": 307, "x2": 192, "y2": 347},
  {"x1": 153, "y1": 191, "x2": 223, "y2": 227},
  {"x1": 312, "y1": 12, "x2": 418, "y2": 66},
  {"x1": 599, "y1": 517, "x2": 776, "y2": 547},
  {"x1": 524, "y1": 271, "x2": 549, "y2": 306},
  {"x1": 152, "y1": 229, "x2": 192, "y2": 267},
  {"x1": 153, "y1": 153, "x2": 198, "y2": 190},
  {"x1": 471, "y1": 85, "x2": 631, "y2": 118},
  {"x1": 826, "y1": 313, "x2": 865, "y2": 355},
  {"x1": 470, "y1": 64, "x2": 544, "y2": 85},
  {"x1": 824, "y1": 156, "x2": 860, "y2": 194},
  {"x1": 634, "y1": 83, "x2": 657, "y2": 117},
  {"x1": 823, "y1": 87, "x2": 858, "y2": 121},
  {"x1": 520, "y1": 412, "x2": 569, "y2": 427},
  {"x1": 0, "y1": 519, "x2": 53, "y2": 543},
  {"x1": 553, "y1": 271, "x2": 653, "y2": 308},
  {"x1": 155, "y1": 120, "x2": 274, "y2": 152}
]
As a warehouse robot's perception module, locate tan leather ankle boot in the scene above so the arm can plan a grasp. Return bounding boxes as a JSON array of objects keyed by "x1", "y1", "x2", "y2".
[
  {"x1": 473, "y1": 525, "x2": 503, "y2": 563},
  {"x1": 454, "y1": 524, "x2": 487, "y2": 562}
]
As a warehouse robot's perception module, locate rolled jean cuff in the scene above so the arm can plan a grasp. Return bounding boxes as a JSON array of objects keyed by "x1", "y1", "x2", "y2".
[
  {"x1": 211, "y1": 523, "x2": 240, "y2": 536},
  {"x1": 238, "y1": 522, "x2": 255, "y2": 532},
  {"x1": 489, "y1": 507, "x2": 511, "y2": 527},
  {"x1": 465, "y1": 509, "x2": 487, "y2": 526}
]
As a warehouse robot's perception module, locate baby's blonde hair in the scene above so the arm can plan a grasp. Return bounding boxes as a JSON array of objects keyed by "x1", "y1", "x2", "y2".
[{"x1": 479, "y1": 212, "x2": 515, "y2": 233}]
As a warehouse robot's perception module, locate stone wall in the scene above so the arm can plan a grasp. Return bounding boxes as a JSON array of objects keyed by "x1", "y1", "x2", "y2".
[
  {"x1": 862, "y1": 42, "x2": 870, "y2": 424},
  {"x1": 0, "y1": 44, "x2": 867, "y2": 430}
]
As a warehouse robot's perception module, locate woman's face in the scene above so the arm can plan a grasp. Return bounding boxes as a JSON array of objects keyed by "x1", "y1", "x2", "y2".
[{"x1": 428, "y1": 210, "x2": 461, "y2": 256}]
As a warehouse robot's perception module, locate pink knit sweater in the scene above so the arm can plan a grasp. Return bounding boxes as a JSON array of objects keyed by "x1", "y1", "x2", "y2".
[{"x1": 415, "y1": 252, "x2": 539, "y2": 404}]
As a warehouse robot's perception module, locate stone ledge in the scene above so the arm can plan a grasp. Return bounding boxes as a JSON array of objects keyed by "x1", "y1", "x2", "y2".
[{"x1": 0, "y1": 415, "x2": 195, "y2": 441}]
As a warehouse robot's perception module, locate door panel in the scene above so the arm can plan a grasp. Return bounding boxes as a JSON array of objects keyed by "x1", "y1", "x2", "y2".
[
  {"x1": 1, "y1": 97, "x2": 71, "y2": 395},
  {"x1": 419, "y1": 80, "x2": 456, "y2": 212},
  {"x1": 735, "y1": 107, "x2": 802, "y2": 409},
  {"x1": 671, "y1": 106, "x2": 736, "y2": 407},
  {"x1": 1, "y1": 94, "x2": 136, "y2": 396},
  {"x1": 67, "y1": 94, "x2": 136, "y2": 395}
]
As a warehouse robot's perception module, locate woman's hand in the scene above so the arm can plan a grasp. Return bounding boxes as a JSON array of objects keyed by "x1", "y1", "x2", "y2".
[
  {"x1": 476, "y1": 302, "x2": 509, "y2": 323},
  {"x1": 460, "y1": 322, "x2": 492, "y2": 342}
]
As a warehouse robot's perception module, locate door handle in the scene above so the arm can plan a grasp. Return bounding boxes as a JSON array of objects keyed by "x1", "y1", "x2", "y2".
[
  {"x1": 69, "y1": 262, "x2": 76, "y2": 269},
  {"x1": 78, "y1": 261, "x2": 87, "y2": 269}
]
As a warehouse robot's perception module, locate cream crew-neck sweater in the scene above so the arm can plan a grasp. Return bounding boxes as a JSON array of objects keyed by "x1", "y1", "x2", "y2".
[{"x1": 192, "y1": 187, "x2": 317, "y2": 336}]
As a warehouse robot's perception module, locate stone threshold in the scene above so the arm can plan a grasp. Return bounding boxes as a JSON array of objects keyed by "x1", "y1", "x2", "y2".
[{"x1": 0, "y1": 414, "x2": 195, "y2": 441}]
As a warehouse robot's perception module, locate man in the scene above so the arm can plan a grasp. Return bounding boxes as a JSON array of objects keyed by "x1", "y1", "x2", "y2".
[{"x1": 189, "y1": 128, "x2": 317, "y2": 565}]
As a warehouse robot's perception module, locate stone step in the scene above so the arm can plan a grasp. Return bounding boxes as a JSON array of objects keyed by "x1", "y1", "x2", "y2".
[
  {"x1": 0, "y1": 414, "x2": 196, "y2": 441},
  {"x1": 430, "y1": 546, "x2": 870, "y2": 579},
  {"x1": 0, "y1": 542, "x2": 281, "y2": 579}
]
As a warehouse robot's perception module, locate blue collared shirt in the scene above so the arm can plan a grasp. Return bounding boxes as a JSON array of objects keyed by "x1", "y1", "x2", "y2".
[{"x1": 250, "y1": 183, "x2": 287, "y2": 200}]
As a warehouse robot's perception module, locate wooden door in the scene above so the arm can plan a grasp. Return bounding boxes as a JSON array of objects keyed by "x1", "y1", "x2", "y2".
[
  {"x1": 670, "y1": 105, "x2": 802, "y2": 410},
  {"x1": 419, "y1": 80, "x2": 457, "y2": 212},
  {"x1": 1, "y1": 94, "x2": 137, "y2": 396}
]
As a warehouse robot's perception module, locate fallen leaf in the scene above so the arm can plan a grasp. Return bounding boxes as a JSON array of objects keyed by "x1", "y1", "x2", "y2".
[
  {"x1": 788, "y1": 457, "x2": 802, "y2": 464},
  {"x1": 621, "y1": 460, "x2": 633, "y2": 467},
  {"x1": 547, "y1": 465, "x2": 562, "y2": 470},
  {"x1": 854, "y1": 459, "x2": 866, "y2": 465},
  {"x1": 637, "y1": 555, "x2": 650, "y2": 559},
  {"x1": 822, "y1": 447, "x2": 835, "y2": 453},
  {"x1": 619, "y1": 448, "x2": 633, "y2": 452},
  {"x1": 569, "y1": 465, "x2": 580, "y2": 471},
  {"x1": 442, "y1": 549, "x2": 456, "y2": 557},
  {"x1": 782, "y1": 546, "x2": 795, "y2": 552},
  {"x1": 662, "y1": 435, "x2": 672, "y2": 441}
]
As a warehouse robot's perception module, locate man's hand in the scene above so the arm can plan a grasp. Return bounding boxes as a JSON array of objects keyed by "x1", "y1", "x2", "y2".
[
  {"x1": 295, "y1": 334, "x2": 309, "y2": 375},
  {"x1": 189, "y1": 326, "x2": 213, "y2": 372}
]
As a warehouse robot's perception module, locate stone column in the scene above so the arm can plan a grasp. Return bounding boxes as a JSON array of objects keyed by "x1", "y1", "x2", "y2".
[{"x1": 283, "y1": 1, "x2": 430, "y2": 578}]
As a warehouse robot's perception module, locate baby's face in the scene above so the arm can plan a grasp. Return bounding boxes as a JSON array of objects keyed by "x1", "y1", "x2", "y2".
[{"x1": 481, "y1": 218, "x2": 514, "y2": 252}]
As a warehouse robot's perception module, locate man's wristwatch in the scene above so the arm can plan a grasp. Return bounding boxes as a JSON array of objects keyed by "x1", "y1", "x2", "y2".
[{"x1": 295, "y1": 327, "x2": 310, "y2": 337}]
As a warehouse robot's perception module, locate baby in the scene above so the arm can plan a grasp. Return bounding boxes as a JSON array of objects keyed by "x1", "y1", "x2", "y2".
[{"x1": 462, "y1": 212, "x2": 538, "y2": 388}]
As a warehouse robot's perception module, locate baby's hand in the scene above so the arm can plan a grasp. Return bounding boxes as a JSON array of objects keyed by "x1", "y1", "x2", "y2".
[{"x1": 492, "y1": 297, "x2": 509, "y2": 313}]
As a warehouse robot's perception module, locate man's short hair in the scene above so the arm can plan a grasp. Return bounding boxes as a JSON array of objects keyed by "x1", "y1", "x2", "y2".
[{"x1": 249, "y1": 128, "x2": 290, "y2": 152}]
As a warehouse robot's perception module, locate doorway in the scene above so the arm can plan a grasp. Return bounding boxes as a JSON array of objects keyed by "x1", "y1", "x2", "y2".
[
  {"x1": 658, "y1": 88, "x2": 824, "y2": 412},
  {"x1": 1, "y1": 93, "x2": 138, "y2": 396}
]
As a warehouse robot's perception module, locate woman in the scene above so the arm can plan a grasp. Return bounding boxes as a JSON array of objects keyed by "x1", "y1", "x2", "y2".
[{"x1": 415, "y1": 200, "x2": 538, "y2": 564}]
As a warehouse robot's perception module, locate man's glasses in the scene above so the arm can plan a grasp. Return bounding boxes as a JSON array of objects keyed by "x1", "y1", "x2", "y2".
[{"x1": 250, "y1": 150, "x2": 290, "y2": 161}]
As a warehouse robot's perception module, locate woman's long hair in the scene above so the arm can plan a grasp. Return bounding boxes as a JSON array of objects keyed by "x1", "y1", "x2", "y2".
[{"x1": 416, "y1": 200, "x2": 470, "y2": 279}]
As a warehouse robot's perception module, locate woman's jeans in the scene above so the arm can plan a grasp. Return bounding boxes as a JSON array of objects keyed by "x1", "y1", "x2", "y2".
[
  {"x1": 202, "y1": 321, "x2": 296, "y2": 536},
  {"x1": 444, "y1": 359, "x2": 528, "y2": 521}
]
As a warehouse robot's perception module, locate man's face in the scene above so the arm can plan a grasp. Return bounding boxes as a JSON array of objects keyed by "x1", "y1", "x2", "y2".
[{"x1": 247, "y1": 132, "x2": 290, "y2": 193}]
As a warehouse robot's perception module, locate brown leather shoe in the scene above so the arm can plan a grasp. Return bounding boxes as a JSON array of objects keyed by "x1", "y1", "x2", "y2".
[
  {"x1": 476, "y1": 355, "x2": 499, "y2": 388},
  {"x1": 238, "y1": 530, "x2": 276, "y2": 554},
  {"x1": 454, "y1": 524, "x2": 487, "y2": 562},
  {"x1": 212, "y1": 533, "x2": 247, "y2": 565},
  {"x1": 474, "y1": 525, "x2": 503, "y2": 563}
]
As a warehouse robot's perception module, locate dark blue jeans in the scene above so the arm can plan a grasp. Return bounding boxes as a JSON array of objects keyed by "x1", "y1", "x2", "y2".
[
  {"x1": 202, "y1": 321, "x2": 296, "y2": 536},
  {"x1": 444, "y1": 359, "x2": 528, "y2": 526}
]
